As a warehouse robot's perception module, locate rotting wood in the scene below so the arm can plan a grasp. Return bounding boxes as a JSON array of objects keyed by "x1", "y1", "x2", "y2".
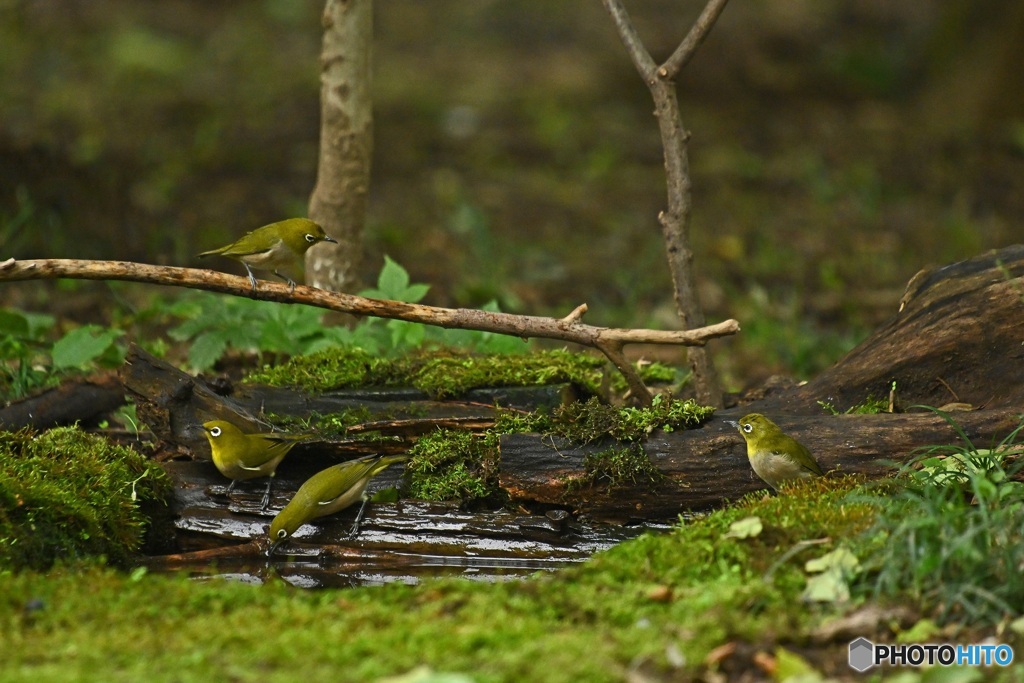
[{"x1": 121, "y1": 333, "x2": 1024, "y2": 525}]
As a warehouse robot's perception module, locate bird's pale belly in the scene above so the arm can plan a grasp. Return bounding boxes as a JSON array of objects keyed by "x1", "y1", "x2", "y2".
[{"x1": 749, "y1": 451, "x2": 812, "y2": 490}]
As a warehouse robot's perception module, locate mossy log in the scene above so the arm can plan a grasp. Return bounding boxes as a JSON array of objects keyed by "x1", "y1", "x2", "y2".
[
  {"x1": 500, "y1": 244, "x2": 1024, "y2": 520},
  {"x1": 119, "y1": 344, "x2": 563, "y2": 455},
  {"x1": 124, "y1": 246, "x2": 1024, "y2": 541},
  {"x1": 499, "y1": 407, "x2": 1023, "y2": 521}
]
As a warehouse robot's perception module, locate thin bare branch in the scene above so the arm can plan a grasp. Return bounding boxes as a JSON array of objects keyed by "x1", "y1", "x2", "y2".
[
  {"x1": 0, "y1": 258, "x2": 740, "y2": 404},
  {"x1": 594, "y1": 339, "x2": 650, "y2": 402},
  {"x1": 561, "y1": 303, "x2": 589, "y2": 326},
  {"x1": 659, "y1": 0, "x2": 730, "y2": 80},
  {"x1": 600, "y1": 0, "x2": 657, "y2": 80},
  {"x1": 600, "y1": 0, "x2": 730, "y2": 406}
]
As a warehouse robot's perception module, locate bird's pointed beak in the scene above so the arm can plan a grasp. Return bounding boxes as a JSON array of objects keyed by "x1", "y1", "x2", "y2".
[
  {"x1": 269, "y1": 538, "x2": 285, "y2": 557},
  {"x1": 322, "y1": 235, "x2": 338, "y2": 244},
  {"x1": 723, "y1": 420, "x2": 739, "y2": 428}
]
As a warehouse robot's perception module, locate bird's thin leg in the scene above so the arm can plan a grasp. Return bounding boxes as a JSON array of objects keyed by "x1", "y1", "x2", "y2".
[
  {"x1": 243, "y1": 264, "x2": 258, "y2": 294},
  {"x1": 261, "y1": 477, "x2": 274, "y2": 511},
  {"x1": 226, "y1": 480, "x2": 237, "y2": 494},
  {"x1": 348, "y1": 494, "x2": 372, "y2": 539},
  {"x1": 273, "y1": 270, "x2": 297, "y2": 294}
]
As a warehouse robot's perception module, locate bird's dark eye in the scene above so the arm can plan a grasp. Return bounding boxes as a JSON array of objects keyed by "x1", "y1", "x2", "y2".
[
  {"x1": 276, "y1": 529, "x2": 287, "y2": 539},
  {"x1": 210, "y1": 426, "x2": 222, "y2": 437},
  {"x1": 742, "y1": 423, "x2": 752, "y2": 433},
  {"x1": 305, "y1": 233, "x2": 316, "y2": 243}
]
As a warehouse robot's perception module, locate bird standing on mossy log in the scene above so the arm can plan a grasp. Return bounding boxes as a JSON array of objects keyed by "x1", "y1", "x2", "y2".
[
  {"x1": 269, "y1": 454, "x2": 409, "y2": 555},
  {"x1": 201, "y1": 420, "x2": 309, "y2": 509},
  {"x1": 726, "y1": 413, "x2": 823, "y2": 491},
  {"x1": 197, "y1": 217, "x2": 337, "y2": 293}
]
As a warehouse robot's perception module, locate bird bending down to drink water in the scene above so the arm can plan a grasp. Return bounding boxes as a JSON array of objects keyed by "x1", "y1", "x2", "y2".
[{"x1": 269, "y1": 454, "x2": 409, "y2": 555}]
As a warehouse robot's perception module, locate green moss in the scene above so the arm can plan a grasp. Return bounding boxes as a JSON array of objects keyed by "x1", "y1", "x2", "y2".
[
  {"x1": 559, "y1": 394, "x2": 713, "y2": 443},
  {"x1": 405, "y1": 429, "x2": 498, "y2": 504},
  {"x1": 818, "y1": 384, "x2": 894, "y2": 415},
  {"x1": 497, "y1": 395, "x2": 713, "y2": 445},
  {"x1": 535, "y1": 395, "x2": 712, "y2": 491},
  {"x1": 266, "y1": 407, "x2": 378, "y2": 438},
  {"x1": 245, "y1": 347, "x2": 677, "y2": 400},
  {"x1": 245, "y1": 347, "x2": 593, "y2": 396},
  {"x1": 0, "y1": 427, "x2": 173, "y2": 570},
  {"x1": 403, "y1": 396, "x2": 714, "y2": 504},
  {"x1": 245, "y1": 347, "x2": 385, "y2": 393},
  {"x1": 0, "y1": 477, "x2": 896, "y2": 682},
  {"x1": 569, "y1": 443, "x2": 664, "y2": 491}
]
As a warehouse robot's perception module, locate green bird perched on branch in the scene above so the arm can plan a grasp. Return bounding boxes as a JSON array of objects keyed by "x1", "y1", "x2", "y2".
[
  {"x1": 201, "y1": 419, "x2": 310, "y2": 510},
  {"x1": 198, "y1": 217, "x2": 337, "y2": 293},
  {"x1": 726, "y1": 413, "x2": 823, "y2": 492},
  {"x1": 269, "y1": 453, "x2": 409, "y2": 555}
]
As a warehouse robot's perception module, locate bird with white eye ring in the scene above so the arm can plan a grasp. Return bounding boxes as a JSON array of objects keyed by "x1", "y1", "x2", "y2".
[
  {"x1": 198, "y1": 217, "x2": 337, "y2": 293},
  {"x1": 200, "y1": 419, "x2": 309, "y2": 510},
  {"x1": 725, "y1": 413, "x2": 823, "y2": 491}
]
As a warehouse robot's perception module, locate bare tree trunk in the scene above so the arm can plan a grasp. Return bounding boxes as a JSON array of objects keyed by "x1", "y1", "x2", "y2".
[
  {"x1": 602, "y1": 0, "x2": 729, "y2": 407},
  {"x1": 306, "y1": 0, "x2": 373, "y2": 293}
]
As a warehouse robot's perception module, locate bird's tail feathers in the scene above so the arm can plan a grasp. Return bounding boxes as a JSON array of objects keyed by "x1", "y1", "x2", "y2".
[{"x1": 368, "y1": 453, "x2": 410, "y2": 475}]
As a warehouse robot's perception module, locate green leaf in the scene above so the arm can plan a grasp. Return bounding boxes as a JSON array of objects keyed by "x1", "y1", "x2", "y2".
[
  {"x1": 389, "y1": 319, "x2": 425, "y2": 349},
  {"x1": 774, "y1": 646, "x2": 822, "y2": 682},
  {"x1": 801, "y1": 567, "x2": 850, "y2": 603},
  {"x1": 897, "y1": 618, "x2": 941, "y2": 644},
  {"x1": 362, "y1": 256, "x2": 430, "y2": 303},
  {"x1": 402, "y1": 283, "x2": 430, "y2": 303},
  {"x1": 51, "y1": 326, "x2": 123, "y2": 370},
  {"x1": 378, "y1": 254, "x2": 409, "y2": 293},
  {"x1": 378, "y1": 666, "x2": 475, "y2": 683},
  {"x1": 802, "y1": 547, "x2": 860, "y2": 603},
  {"x1": 919, "y1": 667, "x2": 985, "y2": 683},
  {"x1": 0, "y1": 309, "x2": 29, "y2": 336},
  {"x1": 187, "y1": 332, "x2": 229, "y2": 371},
  {"x1": 804, "y1": 547, "x2": 860, "y2": 575},
  {"x1": 723, "y1": 515, "x2": 762, "y2": 540}
]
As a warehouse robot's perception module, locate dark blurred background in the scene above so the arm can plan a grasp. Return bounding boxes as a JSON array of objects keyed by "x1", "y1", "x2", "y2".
[{"x1": 1, "y1": 0, "x2": 1021, "y2": 386}]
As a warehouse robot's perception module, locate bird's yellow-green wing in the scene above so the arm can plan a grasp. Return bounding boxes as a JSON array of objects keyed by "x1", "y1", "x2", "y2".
[
  {"x1": 232, "y1": 433, "x2": 304, "y2": 470},
  {"x1": 784, "y1": 438, "x2": 823, "y2": 476},
  {"x1": 304, "y1": 454, "x2": 407, "y2": 504},
  {"x1": 199, "y1": 225, "x2": 284, "y2": 259},
  {"x1": 269, "y1": 454, "x2": 408, "y2": 544}
]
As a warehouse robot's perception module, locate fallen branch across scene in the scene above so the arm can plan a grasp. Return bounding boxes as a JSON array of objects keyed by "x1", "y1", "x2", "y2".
[{"x1": 0, "y1": 257, "x2": 740, "y2": 404}]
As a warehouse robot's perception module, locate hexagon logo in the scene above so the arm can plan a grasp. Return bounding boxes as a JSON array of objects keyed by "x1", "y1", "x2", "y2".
[{"x1": 849, "y1": 637, "x2": 875, "y2": 672}]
